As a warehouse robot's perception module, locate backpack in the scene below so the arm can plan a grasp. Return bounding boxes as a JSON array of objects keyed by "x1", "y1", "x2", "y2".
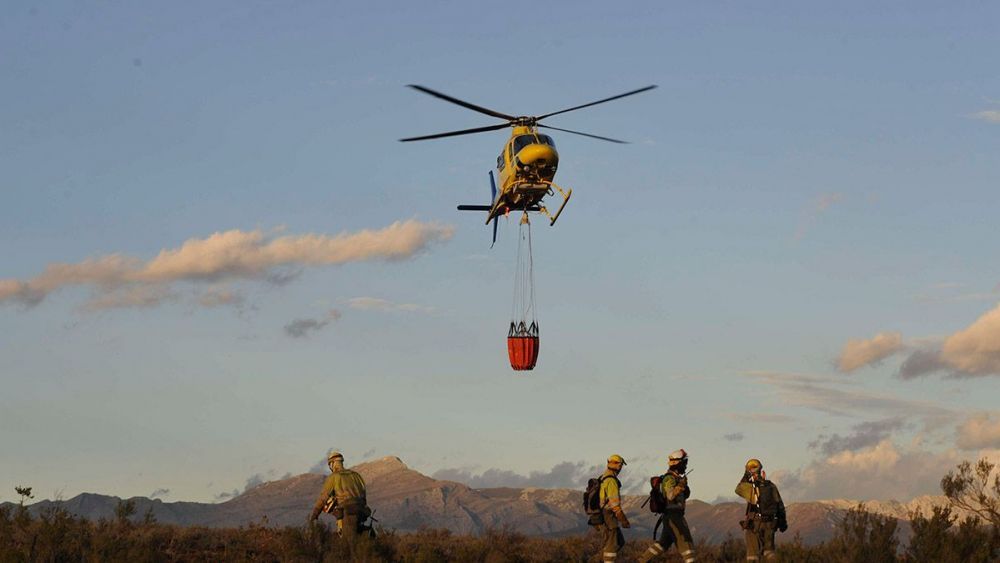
[
  {"x1": 583, "y1": 475, "x2": 620, "y2": 515},
  {"x1": 648, "y1": 474, "x2": 668, "y2": 513},
  {"x1": 755, "y1": 481, "x2": 780, "y2": 517}
]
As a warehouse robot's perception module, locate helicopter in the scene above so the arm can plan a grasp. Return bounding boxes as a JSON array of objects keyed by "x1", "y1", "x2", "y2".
[{"x1": 400, "y1": 84, "x2": 656, "y2": 245}]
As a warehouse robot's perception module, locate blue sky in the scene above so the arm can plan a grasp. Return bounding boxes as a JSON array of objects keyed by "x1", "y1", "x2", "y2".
[{"x1": 2, "y1": 1, "x2": 999, "y2": 505}]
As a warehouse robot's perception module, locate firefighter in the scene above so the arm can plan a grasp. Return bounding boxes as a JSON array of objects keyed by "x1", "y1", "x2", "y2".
[
  {"x1": 637, "y1": 449, "x2": 697, "y2": 562},
  {"x1": 735, "y1": 458, "x2": 787, "y2": 562},
  {"x1": 596, "y1": 454, "x2": 631, "y2": 563},
  {"x1": 308, "y1": 451, "x2": 370, "y2": 546}
]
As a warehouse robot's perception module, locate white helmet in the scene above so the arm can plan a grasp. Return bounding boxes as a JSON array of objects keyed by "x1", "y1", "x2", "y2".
[{"x1": 668, "y1": 449, "x2": 688, "y2": 467}]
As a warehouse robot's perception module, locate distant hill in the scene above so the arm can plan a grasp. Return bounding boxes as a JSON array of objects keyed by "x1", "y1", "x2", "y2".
[{"x1": 4, "y1": 456, "x2": 954, "y2": 545}]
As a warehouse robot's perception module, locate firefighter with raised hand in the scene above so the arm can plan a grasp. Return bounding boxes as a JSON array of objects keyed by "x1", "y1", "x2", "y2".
[
  {"x1": 308, "y1": 451, "x2": 371, "y2": 546},
  {"x1": 637, "y1": 449, "x2": 697, "y2": 563},
  {"x1": 597, "y1": 454, "x2": 630, "y2": 563},
  {"x1": 735, "y1": 458, "x2": 787, "y2": 562}
]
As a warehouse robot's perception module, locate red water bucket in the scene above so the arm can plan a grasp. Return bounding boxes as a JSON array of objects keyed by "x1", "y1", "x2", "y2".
[{"x1": 507, "y1": 335, "x2": 539, "y2": 371}]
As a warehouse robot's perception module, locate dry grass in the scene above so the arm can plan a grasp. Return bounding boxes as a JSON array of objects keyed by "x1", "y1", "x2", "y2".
[{"x1": 2, "y1": 503, "x2": 997, "y2": 562}]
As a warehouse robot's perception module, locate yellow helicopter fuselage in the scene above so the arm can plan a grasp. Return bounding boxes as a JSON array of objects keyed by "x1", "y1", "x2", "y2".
[
  {"x1": 487, "y1": 126, "x2": 570, "y2": 225},
  {"x1": 496, "y1": 125, "x2": 559, "y2": 188}
]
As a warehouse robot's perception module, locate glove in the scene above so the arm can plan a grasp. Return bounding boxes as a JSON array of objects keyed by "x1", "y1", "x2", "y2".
[
  {"x1": 614, "y1": 508, "x2": 631, "y2": 528},
  {"x1": 778, "y1": 520, "x2": 788, "y2": 533}
]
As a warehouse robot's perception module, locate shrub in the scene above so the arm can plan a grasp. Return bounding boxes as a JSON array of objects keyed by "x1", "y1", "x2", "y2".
[{"x1": 824, "y1": 504, "x2": 899, "y2": 563}]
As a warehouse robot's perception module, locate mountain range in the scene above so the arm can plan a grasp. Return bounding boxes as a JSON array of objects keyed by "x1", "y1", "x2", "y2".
[{"x1": 6, "y1": 456, "x2": 956, "y2": 545}]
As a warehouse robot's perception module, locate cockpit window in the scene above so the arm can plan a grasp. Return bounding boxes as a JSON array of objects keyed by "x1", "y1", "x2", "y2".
[
  {"x1": 512, "y1": 134, "x2": 555, "y2": 154},
  {"x1": 513, "y1": 135, "x2": 535, "y2": 154}
]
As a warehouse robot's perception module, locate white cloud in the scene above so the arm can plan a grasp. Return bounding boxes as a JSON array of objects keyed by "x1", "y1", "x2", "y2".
[
  {"x1": 433, "y1": 461, "x2": 603, "y2": 490},
  {"x1": 778, "y1": 440, "x2": 957, "y2": 502},
  {"x1": 81, "y1": 284, "x2": 177, "y2": 311},
  {"x1": 837, "y1": 332, "x2": 905, "y2": 373},
  {"x1": 0, "y1": 256, "x2": 138, "y2": 306},
  {"x1": 940, "y1": 304, "x2": 1000, "y2": 376},
  {"x1": 826, "y1": 439, "x2": 901, "y2": 473},
  {"x1": 895, "y1": 303, "x2": 1000, "y2": 379},
  {"x1": 836, "y1": 302, "x2": 1000, "y2": 379},
  {"x1": 744, "y1": 371, "x2": 953, "y2": 421},
  {"x1": 0, "y1": 220, "x2": 454, "y2": 311},
  {"x1": 970, "y1": 110, "x2": 1000, "y2": 124},
  {"x1": 197, "y1": 287, "x2": 245, "y2": 308},
  {"x1": 345, "y1": 296, "x2": 434, "y2": 314},
  {"x1": 810, "y1": 418, "x2": 906, "y2": 456},
  {"x1": 956, "y1": 413, "x2": 1000, "y2": 450}
]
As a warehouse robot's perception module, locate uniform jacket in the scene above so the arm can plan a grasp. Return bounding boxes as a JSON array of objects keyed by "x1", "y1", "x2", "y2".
[
  {"x1": 660, "y1": 471, "x2": 691, "y2": 513},
  {"x1": 313, "y1": 469, "x2": 368, "y2": 516},
  {"x1": 735, "y1": 477, "x2": 786, "y2": 523},
  {"x1": 599, "y1": 469, "x2": 622, "y2": 511}
]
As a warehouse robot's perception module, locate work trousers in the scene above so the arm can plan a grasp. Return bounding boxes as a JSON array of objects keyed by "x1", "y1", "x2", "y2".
[
  {"x1": 596, "y1": 510, "x2": 625, "y2": 562},
  {"x1": 338, "y1": 513, "x2": 361, "y2": 545},
  {"x1": 745, "y1": 517, "x2": 777, "y2": 562},
  {"x1": 640, "y1": 512, "x2": 696, "y2": 562}
]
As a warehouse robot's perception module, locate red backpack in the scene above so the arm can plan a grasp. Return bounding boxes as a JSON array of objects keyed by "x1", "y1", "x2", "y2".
[{"x1": 647, "y1": 474, "x2": 668, "y2": 513}]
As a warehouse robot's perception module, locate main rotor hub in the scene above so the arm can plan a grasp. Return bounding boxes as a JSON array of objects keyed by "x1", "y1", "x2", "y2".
[{"x1": 512, "y1": 116, "x2": 537, "y2": 127}]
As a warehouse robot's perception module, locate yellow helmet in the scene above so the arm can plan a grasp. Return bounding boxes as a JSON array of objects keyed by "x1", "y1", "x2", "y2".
[
  {"x1": 745, "y1": 458, "x2": 762, "y2": 471},
  {"x1": 328, "y1": 450, "x2": 344, "y2": 463},
  {"x1": 607, "y1": 454, "x2": 627, "y2": 466}
]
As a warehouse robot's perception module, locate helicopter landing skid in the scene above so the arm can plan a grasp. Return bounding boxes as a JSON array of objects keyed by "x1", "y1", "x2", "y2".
[
  {"x1": 537, "y1": 180, "x2": 572, "y2": 226},
  {"x1": 498, "y1": 179, "x2": 572, "y2": 226}
]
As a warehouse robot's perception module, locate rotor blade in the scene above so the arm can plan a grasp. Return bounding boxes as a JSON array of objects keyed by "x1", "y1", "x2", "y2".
[
  {"x1": 535, "y1": 85, "x2": 657, "y2": 120},
  {"x1": 407, "y1": 85, "x2": 516, "y2": 121},
  {"x1": 538, "y1": 124, "x2": 628, "y2": 144},
  {"x1": 399, "y1": 123, "x2": 509, "y2": 142}
]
